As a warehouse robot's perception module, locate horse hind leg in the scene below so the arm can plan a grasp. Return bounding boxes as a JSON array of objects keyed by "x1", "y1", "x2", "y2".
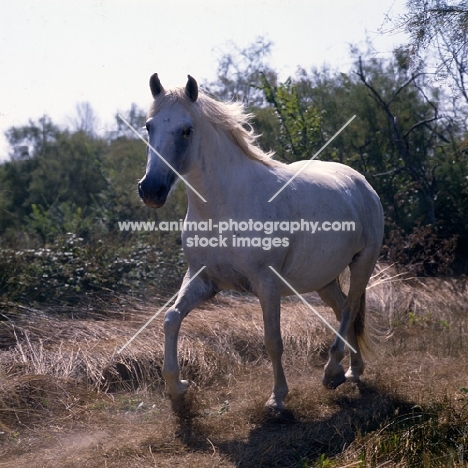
[
  {"x1": 317, "y1": 279, "x2": 348, "y2": 388},
  {"x1": 319, "y1": 254, "x2": 374, "y2": 388},
  {"x1": 344, "y1": 292, "x2": 366, "y2": 382},
  {"x1": 317, "y1": 277, "x2": 345, "y2": 322},
  {"x1": 342, "y1": 246, "x2": 380, "y2": 382}
]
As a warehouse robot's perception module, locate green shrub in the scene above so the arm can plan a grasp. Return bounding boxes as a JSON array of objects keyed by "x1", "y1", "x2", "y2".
[{"x1": 0, "y1": 232, "x2": 186, "y2": 306}]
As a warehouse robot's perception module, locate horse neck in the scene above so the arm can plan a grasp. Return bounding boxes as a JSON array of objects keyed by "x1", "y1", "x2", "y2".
[{"x1": 185, "y1": 127, "x2": 269, "y2": 216}]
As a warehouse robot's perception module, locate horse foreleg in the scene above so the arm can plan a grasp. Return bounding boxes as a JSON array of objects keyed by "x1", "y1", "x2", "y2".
[
  {"x1": 163, "y1": 308, "x2": 190, "y2": 399},
  {"x1": 258, "y1": 285, "x2": 288, "y2": 410},
  {"x1": 162, "y1": 271, "x2": 215, "y2": 401}
]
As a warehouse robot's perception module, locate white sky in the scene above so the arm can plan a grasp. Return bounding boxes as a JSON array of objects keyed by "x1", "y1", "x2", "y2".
[{"x1": 0, "y1": 0, "x2": 407, "y2": 160}]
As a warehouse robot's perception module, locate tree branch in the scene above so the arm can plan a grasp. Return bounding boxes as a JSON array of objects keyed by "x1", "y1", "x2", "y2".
[{"x1": 403, "y1": 116, "x2": 439, "y2": 139}]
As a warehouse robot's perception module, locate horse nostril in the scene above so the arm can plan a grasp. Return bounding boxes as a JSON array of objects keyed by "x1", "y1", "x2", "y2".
[
  {"x1": 138, "y1": 182, "x2": 144, "y2": 198},
  {"x1": 155, "y1": 185, "x2": 168, "y2": 199}
]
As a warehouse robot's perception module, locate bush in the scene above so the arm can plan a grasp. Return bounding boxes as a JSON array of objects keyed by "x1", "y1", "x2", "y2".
[
  {"x1": 382, "y1": 222, "x2": 458, "y2": 275},
  {"x1": 0, "y1": 232, "x2": 186, "y2": 306}
]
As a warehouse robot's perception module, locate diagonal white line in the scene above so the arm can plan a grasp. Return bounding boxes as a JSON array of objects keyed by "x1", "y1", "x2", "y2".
[
  {"x1": 268, "y1": 115, "x2": 356, "y2": 202},
  {"x1": 268, "y1": 266, "x2": 357, "y2": 353},
  {"x1": 117, "y1": 266, "x2": 206, "y2": 354},
  {"x1": 117, "y1": 114, "x2": 207, "y2": 203}
]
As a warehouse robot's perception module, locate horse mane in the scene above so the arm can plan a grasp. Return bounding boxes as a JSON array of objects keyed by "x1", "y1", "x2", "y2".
[{"x1": 148, "y1": 87, "x2": 277, "y2": 166}]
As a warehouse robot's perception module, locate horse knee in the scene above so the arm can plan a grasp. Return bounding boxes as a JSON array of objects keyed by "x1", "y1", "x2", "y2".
[
  {"x1": 164, "y1": 309, "x2": 182, "y2": 335},
  {"x1": 264, "y1": 335, "x2": 283, "y2": 356}
]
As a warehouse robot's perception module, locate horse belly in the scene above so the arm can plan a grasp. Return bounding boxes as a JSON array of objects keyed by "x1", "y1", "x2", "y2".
[{"x1": 279, "y1": 237, "x2": 358, "y2": 294}]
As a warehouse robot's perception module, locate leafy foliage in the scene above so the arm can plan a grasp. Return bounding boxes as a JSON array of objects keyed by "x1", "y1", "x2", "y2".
[
  {"x1": 0, "y1": 232, "x2": 185, "y2": 305},
  {"x1": 391, "y1": 0, "x2": 468, "y2": 106},
  {"x1": 261, "y1": 75, "x2": 322, "y2": 162}
]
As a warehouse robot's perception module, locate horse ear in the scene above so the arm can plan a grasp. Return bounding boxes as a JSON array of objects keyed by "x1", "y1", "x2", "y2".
[
  {"x1": 185, "y1": 75, "x2": 198, "y2": 102},
  {"x1": 150, "y1": 73, "x2": 164, "y2": 97}
]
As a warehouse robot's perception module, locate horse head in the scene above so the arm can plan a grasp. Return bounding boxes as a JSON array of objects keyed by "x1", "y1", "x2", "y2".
[{"x1": 138, "y1": 74, "x2": 198, "y2": 208}]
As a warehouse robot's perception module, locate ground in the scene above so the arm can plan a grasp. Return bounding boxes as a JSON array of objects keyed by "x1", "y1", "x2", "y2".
[{"x1": 1, "y1": 270, "x2": 468, "y2": 467}]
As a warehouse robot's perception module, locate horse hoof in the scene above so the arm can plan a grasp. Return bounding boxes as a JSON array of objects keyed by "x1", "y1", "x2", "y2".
[
  {"x1": 265, "y1": 398, "x2": 285, "y2": 411},
  {"x1": 263, "y1": 406, "x2": 295, "y2": 423},
  {"x1": 345, "y1": 368, "x2": 362, "y2": 382},
  {"x1": 322, "y1": 371, "x2": 347, "y2": 389},
  {"x1": 167, "y1": 379, "x2": 190, "y2": 400}
]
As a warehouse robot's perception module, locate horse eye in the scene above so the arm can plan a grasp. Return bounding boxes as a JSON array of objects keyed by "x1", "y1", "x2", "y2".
[{"x1": 182, "y1": 127, "x2": 193, "y2": 138}]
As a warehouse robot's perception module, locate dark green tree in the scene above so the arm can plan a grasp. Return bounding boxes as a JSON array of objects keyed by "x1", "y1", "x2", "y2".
[
  {"x1": 261, "y1": 75, "x2": 322, "y2": 162},
  {"x1": 1, "y1": 116, "x2": 108, "y2": 242}
]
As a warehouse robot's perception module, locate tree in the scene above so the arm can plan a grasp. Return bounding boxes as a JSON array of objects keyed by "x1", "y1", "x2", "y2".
[
  {"x1": 207, "y1": 36, "x2": 277, "y2": 106},
  {"x1": 5, "y1": 115, "x2": 61, "y2": 161},
  {"x1": 355, "y1": 55, "x2": 441, "y2": 225},
  {"x1": 391, "y1": 0, "x2": 468, "y2": 107},
  {"x1": 69, "y1": 102, "x2": 99, "y2": 136},
  {"x1": 279, "y1": 50, "x2": 467, "y2": 272},
  {"x1": 261, "y1": 75, "x2": 322, "y2": 162},
  {"x1": 1, "y1": 116, "x2": 59, "y2": 233},
  {"x1": 1, "y1": 116, "x2": 108, "y2": 241},
  {"x1": 113, "y1": 103, "x2": 146, "y2": 140}
]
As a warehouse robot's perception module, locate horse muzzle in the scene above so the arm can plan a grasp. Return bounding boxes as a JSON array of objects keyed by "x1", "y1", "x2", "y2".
[{"x1": 138, "y1": 178, "x2": 170, "y2": 208}]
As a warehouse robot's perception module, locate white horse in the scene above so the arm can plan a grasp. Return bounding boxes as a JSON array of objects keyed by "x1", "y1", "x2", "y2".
[{"x1": 138, "y1": 74, "x2": 384, "y2": 409}]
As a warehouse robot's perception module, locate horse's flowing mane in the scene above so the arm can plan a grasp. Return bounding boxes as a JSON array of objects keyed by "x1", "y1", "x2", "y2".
[{"x1": 148, "y1": 87, "x2": 277, "y2": 166}]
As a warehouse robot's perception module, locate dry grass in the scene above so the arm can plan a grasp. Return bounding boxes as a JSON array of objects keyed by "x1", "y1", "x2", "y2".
[{"x1": 1, "y1": 264, "x2": 468, "y2": 467}]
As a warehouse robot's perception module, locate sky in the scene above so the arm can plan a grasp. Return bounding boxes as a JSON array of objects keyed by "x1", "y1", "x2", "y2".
[{"x1": 0, "y1": 0, "x2": 408, "y2": 160}]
